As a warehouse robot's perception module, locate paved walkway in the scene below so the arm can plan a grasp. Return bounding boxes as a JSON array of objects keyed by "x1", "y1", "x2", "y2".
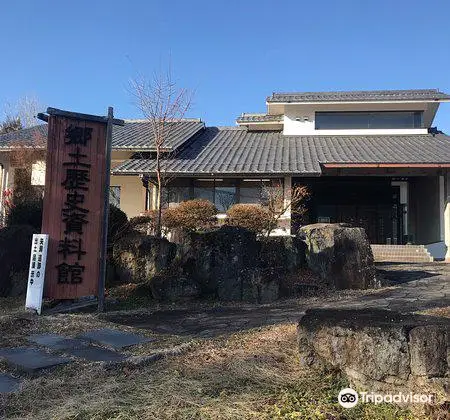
[{"x1": 107, "y1": 263, "x2": 450, "y2": 338}]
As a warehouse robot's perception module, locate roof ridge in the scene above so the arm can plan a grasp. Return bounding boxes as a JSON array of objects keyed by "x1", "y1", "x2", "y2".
[
  {"x1": 271, "y1": 89, "x2": 441, "y2": 95},
  {"x1": 123, "y1": 118, "x2": 202, "y2": 123}
]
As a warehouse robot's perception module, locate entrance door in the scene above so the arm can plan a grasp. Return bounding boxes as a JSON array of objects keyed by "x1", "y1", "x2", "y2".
[{"x1": 296, "y1": 177, "x2": 404, "y2": 244}]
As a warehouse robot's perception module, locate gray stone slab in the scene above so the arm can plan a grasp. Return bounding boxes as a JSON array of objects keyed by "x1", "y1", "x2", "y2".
[
  {"x1": 0, "y1": 348, "x2": 72, "y2": 372},
  {"x1": 28, "y1": 334, "x2": 88, "y2": 350},
  {"x1": 67, "y1": 346, "x2": 127, "y2": 362},
  {"x1": 0, "y1": 373, "x2": 22, "y2": 393},
  {"x1": 77, "y1": 328, "x2": 153, "y2": 349}
]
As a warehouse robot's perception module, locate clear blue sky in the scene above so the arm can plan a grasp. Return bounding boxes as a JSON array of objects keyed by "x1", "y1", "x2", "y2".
[{"x1": 1, "y1": 0, "x2": 449, "y2": 131}]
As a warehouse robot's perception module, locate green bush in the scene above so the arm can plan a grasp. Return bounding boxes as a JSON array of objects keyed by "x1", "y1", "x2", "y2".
[
  {"x1": 0, "y1": 224, "x2": 37, "y2": 297},
  {"x1": 163, "y1": 199, "x2": 217, "y2": 232},
  {"x1": 6, "y1": 199, "x2": 43, "y2": 230},
  {"x1": 227, "y1": 204, "x2": 273, "y2": 234}
]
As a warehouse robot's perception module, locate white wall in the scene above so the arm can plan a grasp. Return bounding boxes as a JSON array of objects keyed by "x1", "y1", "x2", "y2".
[{"x1": 282, "y1": 102, "x2": 430, "y2": 136}]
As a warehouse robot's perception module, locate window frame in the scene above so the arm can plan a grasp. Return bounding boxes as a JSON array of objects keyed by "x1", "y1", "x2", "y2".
[{"x1": 315, "y1": 110, "x2": 424, "y2": 130}]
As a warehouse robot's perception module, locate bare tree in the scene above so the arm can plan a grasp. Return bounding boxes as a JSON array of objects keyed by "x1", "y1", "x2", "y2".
[
  {"x1": 262, "y1": 181, "x2": 310, "y2": 235},
  {"x1": 130, "y1": 68, "x2": 193, "y2": 237},
  {"x1": 1, "y1": 95, "x2": 46, "y2": 213},
  {"x1": 3, "y1": 95, "x2": 43, "y2": 129}
]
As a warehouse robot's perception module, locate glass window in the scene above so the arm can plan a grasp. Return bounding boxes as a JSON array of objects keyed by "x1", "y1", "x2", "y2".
[
  {"x1": 261, "y1": 180, "x2": 284, "y2": 211},
  {"x1": 168, "y1": 187, "x2": 190, "y2": 207},
  {"x1": 193, "y1": 180, "x2": 214, "y2": 203},
  {"x1": 215, "y1": 180, "x2": 237, "y2": 212},
  {"x1": 109, "y1": 186, "x2": 121, "y2": 208},
  {"x1": 240, "y1": 180, "x2": 262, "y2": 204},
  {"x1": 315, "y1": 111, "x2": 423, "y2": 130}
]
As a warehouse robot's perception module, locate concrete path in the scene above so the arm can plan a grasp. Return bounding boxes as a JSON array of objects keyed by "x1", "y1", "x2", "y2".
[{"x1": 107, "y1": 262, "x2": 449, "y2": 338}]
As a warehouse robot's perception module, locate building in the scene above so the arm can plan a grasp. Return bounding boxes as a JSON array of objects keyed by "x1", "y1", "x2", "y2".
[{"x1": 1, "y1": 89, "x2": 450, "y2": 259}]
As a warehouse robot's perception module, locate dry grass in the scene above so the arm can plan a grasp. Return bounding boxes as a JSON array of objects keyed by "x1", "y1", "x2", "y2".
[
  {"x1": 1, "y1": 322, "x2": 416, "y2": 420},
  {"x1": 417, "y1": 306, "x2": 450, "y2": 318},
  {"x1": 0, "y1": 289, "x2": 435, "y2": 420}
]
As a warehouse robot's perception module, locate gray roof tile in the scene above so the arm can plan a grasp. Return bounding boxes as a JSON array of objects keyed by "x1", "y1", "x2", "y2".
[
  {"x1": 0, "y1": 124, "x2": 47, "y2": 148},
  {"x1": 0, "y1": 120, "x2": 204, "y2": 151},
  {"x1": 112, "y1": 120, "x2": 204, "y2": 150},
  {"x1": 236, "y1": 114, "x2": 283, "y2": 123},
  {"x1": 112, "y1": 129, "x2": 450, "y2": 176},
  {"x1": 267, "y1": 89, "x2": 450, "y2": 103}
]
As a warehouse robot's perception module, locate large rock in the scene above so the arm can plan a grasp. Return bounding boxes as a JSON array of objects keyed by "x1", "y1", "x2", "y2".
[
  {"x1": 298, "y1": 309, "x2": 449, "y2": 406},
  {"x1": 299, "y1": 223, "x2": 377, "y2": 289},
  {"x1": 178, "y1": 227, "x2": 308, "y2": 303},
  {"x1": 180, "y1": 226, "x2": 260, "y2": 301},
  {"x1": 150, "y1": 274, "x2": 200, "y2": 302},
  {"x1": 112, "y1": 226, "x2": 311, "y2": 303},
  {"x1": 113, "y1": 232, "x2": 177, "y2": 284}
]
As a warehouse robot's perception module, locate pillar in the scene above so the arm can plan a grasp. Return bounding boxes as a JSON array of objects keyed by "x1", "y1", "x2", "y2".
[{"x1": 282, "y1": 176, "x2": 292, "y2": 235}]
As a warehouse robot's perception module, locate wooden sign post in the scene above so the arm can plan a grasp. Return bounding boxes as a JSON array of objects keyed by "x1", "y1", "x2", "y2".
[{"x1": 40, "y1": 108, "x2": 123, "y2": 302}]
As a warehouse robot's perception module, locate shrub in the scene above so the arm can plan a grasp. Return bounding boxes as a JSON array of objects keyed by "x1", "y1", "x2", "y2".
[
  {"x1": 6, "y1": 199, "x2": 43, "y2": 230},
  {"x1": 129, "y1": 210, "x2": 159, "y2": 235},
  {"x1": 0, "y1": 224, "x2": 37, "y2": 297},
  {"x1": 227, "y1": 204, "x2": 273, "y2": 234},
  {"x1": 162, "y1": 199, "x2": 217, "y2": 232},
  {"x1": 108, "y1": 205, "x2": 129, "y2": 245}
]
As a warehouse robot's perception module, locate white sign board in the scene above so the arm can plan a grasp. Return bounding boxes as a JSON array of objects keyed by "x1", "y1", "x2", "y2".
[
  {"x1": 25, "y1": 234, "x2": 49, "y2": 315},
  {"x1": 31, "y1": 161, "x2": 46, "y2": 186}
]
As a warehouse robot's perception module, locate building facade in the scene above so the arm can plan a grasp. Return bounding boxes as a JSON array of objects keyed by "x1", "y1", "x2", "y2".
[{"x1": 1, "y1": 89, "x2": 450, "y2": 259}]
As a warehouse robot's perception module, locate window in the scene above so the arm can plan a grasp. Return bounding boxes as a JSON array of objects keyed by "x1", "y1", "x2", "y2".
[
  {"x1": 153, "y1": 178, "x2": 283, "y2": 213},
  {"x1": 315, "y1": 111, "x2": 423, "y2": 130},
  {"x1": 214, "y1": 180, "x2": 237, "y2": 212},
  {"x1": 193, "y1": 180, "x2": 214, "y2": 203},
  {"x1": 240, "y1": 180, "x2": 262, "y2": 204},
  {"x1": 240, "y1": 179, "x2": 283, "y2": 209},
  {"x1": 109, "y1": 186, "x2": 121, "y2": 208},
  {"x1": 194, "y1": 179, "x2": 237, "y2": 212},
  {"x1": 166, "y1": 187, "x2": 190, "y2": 207}
]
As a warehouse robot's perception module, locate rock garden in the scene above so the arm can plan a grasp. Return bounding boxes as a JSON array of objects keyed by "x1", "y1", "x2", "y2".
[{"x1": 0, "y1": 200, "x2": 449, "y2": 419}]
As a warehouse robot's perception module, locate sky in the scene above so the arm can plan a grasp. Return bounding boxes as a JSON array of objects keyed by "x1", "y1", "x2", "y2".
[{"x1": 1, "y1": 0, "x2": 450, "y2": 131}]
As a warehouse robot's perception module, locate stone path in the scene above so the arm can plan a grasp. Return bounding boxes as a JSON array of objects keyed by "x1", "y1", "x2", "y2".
[
  {"x1": 0, "y1": 374, "x2": 22, "y2": 394},
  {"x1": 107, "y1": 262, "x2": 450, "y2": 338},
  {"x1": 77, "y1": 328, "x2": 154, "y2": 349},
  {"x1": 0, "y1": 328, "x2": 151, "y2": 393}
]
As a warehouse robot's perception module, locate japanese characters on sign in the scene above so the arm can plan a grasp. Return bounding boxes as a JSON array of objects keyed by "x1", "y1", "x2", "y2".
[
  {"x1": 41, "y1": 109, "x2": 116, "y2": 300},
  {"x1": 25, "y1": 234, "x2": 49, "y2": 314},
  {"x1": 56, "y1": 125, "x2": 93, "y2": 285}
]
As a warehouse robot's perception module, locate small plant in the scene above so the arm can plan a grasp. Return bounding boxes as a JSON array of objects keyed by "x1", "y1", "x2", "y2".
[
  {"x1": 162, "y1": 199, "x2": 217, "y2": 232},
  {"x1": 226, "y1": 203, "x2": 273, "y2": 234}
]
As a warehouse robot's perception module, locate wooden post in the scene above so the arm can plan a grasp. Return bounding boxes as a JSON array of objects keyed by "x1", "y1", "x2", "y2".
[{"x1": 98, "y1": 107, "x2": 114, "y2": 312}]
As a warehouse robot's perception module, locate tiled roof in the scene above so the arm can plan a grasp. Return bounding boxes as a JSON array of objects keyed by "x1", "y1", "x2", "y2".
[
  {"x1": 0, "y1": 124, "x2": 47, "y2": 148},
  {"x1": 112, "y1": 120, "x2": 204, "y2": 150},
  {"x1": 0, "y1": 120, "x2": 204, "y2": 151},
  {"x1": 267, "y1": 89, "x2": 450, "y2": 103},
  {"x1": 236, "y1": 114, "x2": 283, "y2": 123},
  {"x1": 112, "y1": 129, "x2": 450, "y2": 176}
]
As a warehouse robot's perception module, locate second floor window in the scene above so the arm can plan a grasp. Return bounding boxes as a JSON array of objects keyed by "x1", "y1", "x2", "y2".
[{"x1": 315, "y1": 111, "x2": 423, "y2": 130}]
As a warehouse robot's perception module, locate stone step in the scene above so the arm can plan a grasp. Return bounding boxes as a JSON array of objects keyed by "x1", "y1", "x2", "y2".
[{"x1": 371, "y1": 245, "x2": 433, "y2": 263}]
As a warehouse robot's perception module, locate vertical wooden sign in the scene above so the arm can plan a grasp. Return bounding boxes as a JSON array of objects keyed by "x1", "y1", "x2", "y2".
[{"x1": 41, "y1": 109, "x2": 108, "y2": 299}]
